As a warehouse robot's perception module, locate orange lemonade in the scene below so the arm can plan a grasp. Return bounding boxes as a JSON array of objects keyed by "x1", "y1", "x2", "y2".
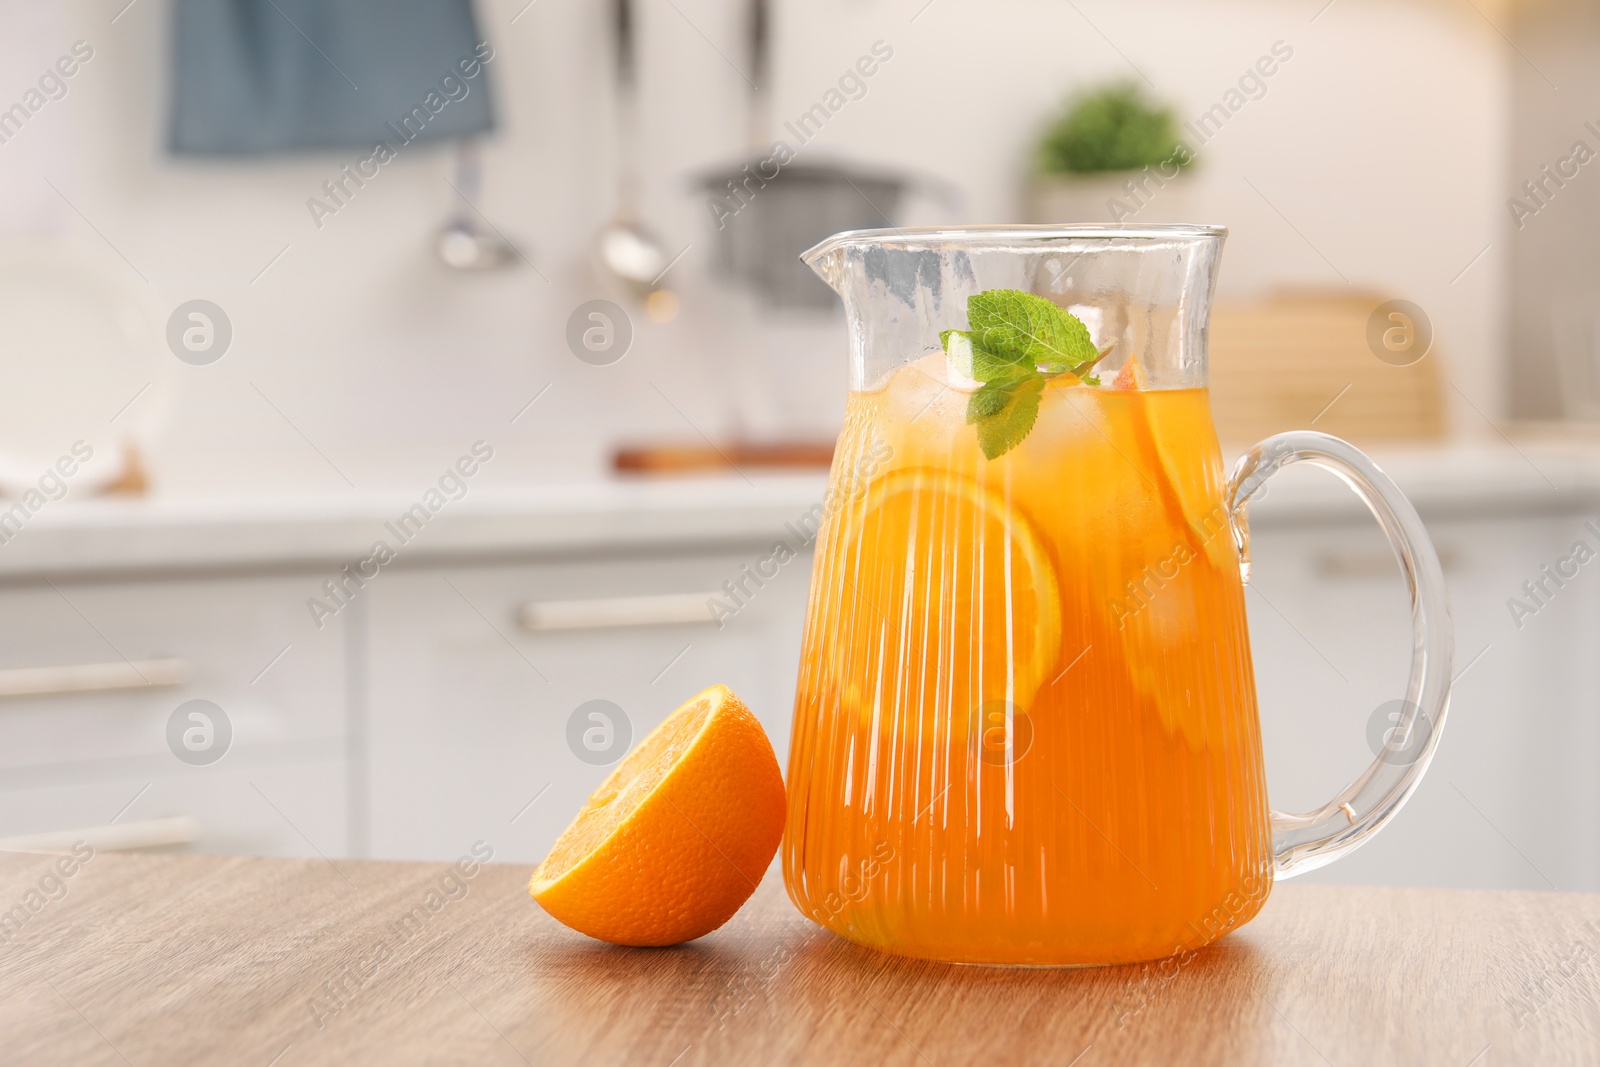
[{"x1": 782, "y1": 353, "x2": 1273, "y2": 965}]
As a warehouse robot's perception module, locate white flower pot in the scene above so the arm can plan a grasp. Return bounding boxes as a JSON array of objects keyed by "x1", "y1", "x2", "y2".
[{"x1": 1025, "y1": 171, "x2": 1198, "y2": 226}]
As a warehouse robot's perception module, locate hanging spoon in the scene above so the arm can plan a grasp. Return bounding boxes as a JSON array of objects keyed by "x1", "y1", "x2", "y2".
[
  {"x1": 436, "y1": 138, "x2": 520, "y2": 271},
  {"x1": 594, "y1": 0, "x2": 669, "y2": 300}
]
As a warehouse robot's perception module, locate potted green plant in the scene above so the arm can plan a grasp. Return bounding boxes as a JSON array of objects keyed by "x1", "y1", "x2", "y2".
[{"x1": 1026, "y1": 83, "x2": 1195, "y2": 225}]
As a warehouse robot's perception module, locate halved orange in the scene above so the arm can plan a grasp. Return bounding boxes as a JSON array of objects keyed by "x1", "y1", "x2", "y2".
[{"x1": 529, "y1": 685, "x2": 785, "y2": 946}]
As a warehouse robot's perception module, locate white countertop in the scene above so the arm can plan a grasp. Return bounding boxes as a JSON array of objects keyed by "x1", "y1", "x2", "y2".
[
  {"x1": 1, "y1": 443, "x2": 1597, "y2": 580},
  {"x1": 0, "y1": 475, "x2": 833, "y2": 579}
]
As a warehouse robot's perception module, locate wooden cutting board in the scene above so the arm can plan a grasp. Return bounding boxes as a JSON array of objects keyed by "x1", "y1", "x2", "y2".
[{"x1": 1208, "y1": 291, "x2": 1446, "y2": 447}]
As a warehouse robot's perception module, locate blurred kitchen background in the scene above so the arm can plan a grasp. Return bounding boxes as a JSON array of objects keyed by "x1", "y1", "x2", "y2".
[{"x1": 1, "y1": 0, "x2": 1598, "y2": 895}]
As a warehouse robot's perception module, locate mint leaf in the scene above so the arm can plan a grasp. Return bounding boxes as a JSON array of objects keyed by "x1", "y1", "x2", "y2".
[
  {"x1": 968, "y1": 289, "x2": 1097, "y2": 370},
  {"x1": 944, "y1": 329, "x2": 1031, "y2": 384},
  {"x1": 966, "y1": 289, "x2": 1036, "y2": 354},
  {"x1": 941, "y1": 289, "x2": 1098, "y2": 459},
  {"x1": 973, "y1": 345, "x2": 1033, "y2": 383},
  {"x1": 969, "y1": 376, "x2": 1043, "y2": 460},
  {"x1": 966, "y1": 384, "x2": 1010, "y2": 422}
]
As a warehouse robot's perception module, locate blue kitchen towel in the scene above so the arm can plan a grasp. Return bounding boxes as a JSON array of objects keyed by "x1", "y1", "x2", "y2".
[{"x1": 170, "y1": 0, "x2": 496, "y2": 156}]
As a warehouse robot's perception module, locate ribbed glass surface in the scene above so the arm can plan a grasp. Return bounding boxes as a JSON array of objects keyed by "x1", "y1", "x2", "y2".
[{"x1": 782, "y1": 355, "x2": 1273, "y2": 965}]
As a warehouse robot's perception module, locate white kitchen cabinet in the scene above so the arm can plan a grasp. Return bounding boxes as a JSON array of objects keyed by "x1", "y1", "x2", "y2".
[
  {"x1": 1246, "y1": 503, "x2": 1600, "y2": 891},
  {"x1": 0, "y1": 576, "x2": 351, "y2": 857},
  {"x1": 0, "y1": 468, "x2": 1594, "y2": 891},
  {"x1": 0, "y1": 758, "x2": 347, "y2": 857},
  {"x1": 364, "y1": 549, "x2": 813, "y2": 864}
]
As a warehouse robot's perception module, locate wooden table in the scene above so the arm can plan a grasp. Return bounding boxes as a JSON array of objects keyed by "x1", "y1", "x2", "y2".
[{"x1": 3, "y1": 851, "x2": 1598, "y2": 1066}]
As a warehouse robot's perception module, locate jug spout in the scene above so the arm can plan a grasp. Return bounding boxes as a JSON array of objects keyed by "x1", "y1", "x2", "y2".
[
  {"x1": 802, "y1": 229, "x2": 948, "y2": 306},
  {"x1": 800, "y1": 235, "x2": 847, "y2": 296}
]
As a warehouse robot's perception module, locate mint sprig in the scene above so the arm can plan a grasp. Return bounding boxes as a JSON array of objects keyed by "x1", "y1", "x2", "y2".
[{"x1": 942, "y1": 289, "x2": 1100, "y2": 459}]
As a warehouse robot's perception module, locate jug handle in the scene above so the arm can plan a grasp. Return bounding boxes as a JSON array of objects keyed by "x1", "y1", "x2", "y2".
[{"x1": 1226, "y1": 431, "x2": 1454, "y2": 878}]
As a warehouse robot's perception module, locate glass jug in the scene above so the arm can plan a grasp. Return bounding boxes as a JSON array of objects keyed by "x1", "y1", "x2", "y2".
[{"x1": 782, "y1": 225, "x2": 1453, "y2": 966}]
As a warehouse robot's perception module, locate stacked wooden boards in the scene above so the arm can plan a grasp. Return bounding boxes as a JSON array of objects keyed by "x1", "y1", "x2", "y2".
[{"x1": 1207, "y1": 291, "x2": 1447, "y2": 447}]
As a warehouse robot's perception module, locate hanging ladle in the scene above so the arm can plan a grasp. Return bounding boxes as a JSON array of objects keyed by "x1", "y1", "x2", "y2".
[
  {"x1": 593, "y1": 0, "x2": 670, "y2": 302},
  {"x1": 436, "y1": 138, "x2": 521, "y2": 271}
]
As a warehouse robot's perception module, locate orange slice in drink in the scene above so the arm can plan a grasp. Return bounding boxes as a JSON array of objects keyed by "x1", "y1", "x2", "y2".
[
  {"x1": 1113, "y1": 358, "x2": 1230, "y2": 749},
  {"x1": 1117, "y1": 575, "x2": 1216, "y2": 751},
  {"x1": 530, "y1": 685, "x2": 785, "y2": 946},
  {"x1": 1112, "y1": 353, "x2": 1147, "y2": 392},
  {"x1": 1115, "y1": 355, "x2": 1229, "y2": 559},
  {"x1": 826, "y1": 468, "x2": 1062, "y2": 734}
]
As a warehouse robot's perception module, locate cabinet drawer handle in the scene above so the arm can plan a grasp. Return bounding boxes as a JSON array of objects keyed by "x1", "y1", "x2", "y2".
[
  {"x1": 0, "y1": 816, "x2": 201, "y2": 853},
  {"x1": 518, "y1": 593, "x2": 720, "y2": 632},
  {"x1": 0, "y1": 658, "x2": 189, "y2": 700}
]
